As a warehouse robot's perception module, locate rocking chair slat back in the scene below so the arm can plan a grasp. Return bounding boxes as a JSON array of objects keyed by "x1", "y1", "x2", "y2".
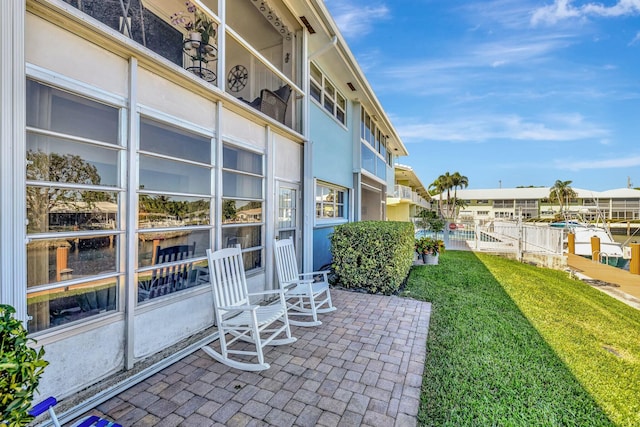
[
  {"x1": 207, "y1": 245, "x2": 248, "y2": 320},
  {"x1": 274, "y1": 238, "x2": 299, "y2": 285}
]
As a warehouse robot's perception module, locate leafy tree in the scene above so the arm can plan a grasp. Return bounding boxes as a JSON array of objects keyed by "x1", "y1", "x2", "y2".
[
  {"x1": 417, "y1": 209, "x2": 445, "y2": 234},
  {"x1": 222, "y1": 199, "x2": 237, "y2": 222},
  {"x1": 549, "y1": 179, "x2": 577, "y2": 214},
  {"x1": 26, "y1": 150, "x2": 108, "y2": 233}
]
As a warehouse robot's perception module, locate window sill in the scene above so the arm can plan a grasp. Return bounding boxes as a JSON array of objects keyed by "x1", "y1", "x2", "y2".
[{"x1": 314, "y1": 218, "x2": 348, "y2": 228}]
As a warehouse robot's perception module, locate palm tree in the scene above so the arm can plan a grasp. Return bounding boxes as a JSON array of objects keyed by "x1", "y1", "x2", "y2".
[
  {"x1": 452, "y1": 197, "x2": 468, "y2": 219},
  {"x1": 450, "y1": 172, "x2": 469, "y2": 218},
  {"x1": 549, "y1": 179, "x2": 577, "y2": 215},
  {"x1": 428, "y1": 175, "x2": 450, "y2": 218}
]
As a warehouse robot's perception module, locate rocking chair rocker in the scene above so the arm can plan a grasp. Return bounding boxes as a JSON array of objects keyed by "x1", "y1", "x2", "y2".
[
  {"x1": 274, "y1": 238, "x2": 337, "y2": 327},
  {"x1": 202, "y1": 245, "x2": 296, "y2": 371}
]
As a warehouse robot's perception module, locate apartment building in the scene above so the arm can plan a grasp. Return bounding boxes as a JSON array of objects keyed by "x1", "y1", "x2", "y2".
[{"x1": 0, "y1": 0, "x2": 406, "y2": 400}]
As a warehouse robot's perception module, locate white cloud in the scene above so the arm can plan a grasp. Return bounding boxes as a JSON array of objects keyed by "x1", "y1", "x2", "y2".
[
  {"x1": 630, "y1": 31, "x2": 640, "y2": 45},
  {"x1": 532, "y1": 0, "x2": 640, "y2": 26},
  {"x1": 325, "y1": 1, "x2": 390, "y2": 39},
  {"x1": 556, "y1": 156, "x2": 640, "y2": 171},
  {"x1": 531, "y1": 0, "x2": 582, "y2": 25},
  {"x1": 396, "y1": 113, "x2": 609, "y2": 143}
]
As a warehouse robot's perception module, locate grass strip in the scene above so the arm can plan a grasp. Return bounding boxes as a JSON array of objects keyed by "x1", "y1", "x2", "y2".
[{"x1": 404, "y1": 251, "x2": 640, "y2": 426}]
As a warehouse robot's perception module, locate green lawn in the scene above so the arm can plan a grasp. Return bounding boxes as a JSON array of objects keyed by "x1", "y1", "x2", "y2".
[{"x1": 403, "y1": 251, "x2": 640, "y2": 427}]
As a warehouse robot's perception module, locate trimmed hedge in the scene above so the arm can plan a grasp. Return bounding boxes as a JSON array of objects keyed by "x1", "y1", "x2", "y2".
[{"x1": 330, "y1": 221, "x2": 415, "y2": 294}]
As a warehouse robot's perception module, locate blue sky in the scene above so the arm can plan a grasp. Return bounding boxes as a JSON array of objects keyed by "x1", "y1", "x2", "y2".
[{"x1": 324, "y1": 0, "x2": 640, "y2": 191}]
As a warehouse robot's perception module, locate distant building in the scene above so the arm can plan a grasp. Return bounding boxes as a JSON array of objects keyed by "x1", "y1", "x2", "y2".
[
  {"x1": 387, "y1": 164, "x2": 431, "y2": 223},
  {"x1": 453, "y1": 187, "x2": 640, "y2": 221}
]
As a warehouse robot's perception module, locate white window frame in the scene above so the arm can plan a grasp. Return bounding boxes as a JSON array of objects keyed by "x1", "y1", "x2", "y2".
[
  {"x1": 221, "y1": 142, "x2": 265, "y2": 273},
  {"x1": 310, "y1": 63, "x2": 347, "y2": 125},
  {"x1": 315, "y1": 181, "x2": 348, "y2": 225},
  {"x1": 135, "y1": 111, "x2": 215, "y2": 304},
  {"x1": 24, "y1": 74, "x2": 127, "y2": 334}
]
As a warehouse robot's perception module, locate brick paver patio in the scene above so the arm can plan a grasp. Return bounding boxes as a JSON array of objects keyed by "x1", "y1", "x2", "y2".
[{"x1": 81, "y1": 290, "x2": 431, "y2": 426}]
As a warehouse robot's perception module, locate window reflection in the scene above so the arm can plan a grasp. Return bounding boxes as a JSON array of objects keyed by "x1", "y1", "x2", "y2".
[
  {"x1": 223, "y1": 145, "x2": 262, "y2": 174},
  {"x1": 27, "y1": 136, "x2": 118, "y2": 186},
  {"x1": 138, "y1": 229, "x2": 210, "y2": 268},
  {"x1": 27, "y1": 80, "x2": 119, "y2": 144},
  {"x1": 140, "y1": 118, "x2": 211, "y2": 163},
  {"x1": 139, "y1": 155, "x2": 211, "y2": 194},
  {"x1": 222, "y1": 172, "x2": 262, "y2": 199},
  {"x1": 222, "y1": 199, "x2": 262, "y2": 224},
  {"x1": 26, "y1": 78, "x2": 123, "y2": 333},
  {"x1": 28, "y1": 279, "x2": 118, "y2": 333},
  {"x1": 136, "y1": 235, "x2": 210, "y2": 303},
  {"x1": 27, "y1": 235, "x2": 118, "y2": 288},
  {"x1": 138, "y1": 195, "x2": 210, "y2": 229},
  {"x1": 27, "y1": 187, "x2": 117, "y2": 234},
  {"x1": 222, "y1": 226, "x2": 261, "y2": 249}
]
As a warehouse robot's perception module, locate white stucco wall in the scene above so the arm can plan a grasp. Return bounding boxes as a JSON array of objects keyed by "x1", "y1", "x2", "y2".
[
  {"x1": 138, "y1": 68, "x2": 216, "y2": 129},
  {"x1": 26, "y1": 13, "x2": 128, "y2": 97},
  {"x1": 222, "y1": 108, "x2": 267, "y2": 150},
  {"x1": 134, "y1": 289, "x2": 214, "y2": 358},
  {"x1": 36, "y1": 319, "x2": 125, "y2": 400},
  {"x1": 274, "y1": 133, "x2": 302, "y2": 182}
]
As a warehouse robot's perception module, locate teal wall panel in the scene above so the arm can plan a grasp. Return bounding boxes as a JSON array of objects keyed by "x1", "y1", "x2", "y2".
[{"x1": 309, "y1": 103, "x2": 353, "y2": 189}]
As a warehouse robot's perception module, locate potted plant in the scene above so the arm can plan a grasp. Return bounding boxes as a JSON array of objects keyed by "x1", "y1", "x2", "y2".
[
  {"x1": 171, "y1": 2, "x2": 217, "y2": 49},
  {"x1": 415, "y1": 237, "x2": 441, "y2": 265},
  {"x1": 194, "y1": 9, "x2": 217, "y2": 47},
  {"x1": 1, "y1": 304, "x2": 48, "y2": 426}
]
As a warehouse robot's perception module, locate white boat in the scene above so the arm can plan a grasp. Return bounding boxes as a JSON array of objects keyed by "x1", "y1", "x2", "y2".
[{"x1": 551, "y1": 220, "x2": 626, "y2": 267}]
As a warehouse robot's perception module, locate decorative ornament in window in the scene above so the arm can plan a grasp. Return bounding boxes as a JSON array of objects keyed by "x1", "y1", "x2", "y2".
[{"x1": 227, "y1": 65, "x2": 248, "y2": 92}]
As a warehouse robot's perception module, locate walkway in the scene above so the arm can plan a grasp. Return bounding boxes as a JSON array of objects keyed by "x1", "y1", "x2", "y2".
[
  {"x1": 76, "y1": 290, "x2": 431, "y2": 427},
  {"x1": 567, "y1": 253, "x2": 640, "y2": 309}
]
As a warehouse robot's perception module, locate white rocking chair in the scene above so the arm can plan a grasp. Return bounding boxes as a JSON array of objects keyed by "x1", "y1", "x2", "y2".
[
  {"x1": 202, "y1": 245, "x2": 296, "y2": 371},
  {"x1": 274, "y1": 238, "x2": 337, "y2": 327}
]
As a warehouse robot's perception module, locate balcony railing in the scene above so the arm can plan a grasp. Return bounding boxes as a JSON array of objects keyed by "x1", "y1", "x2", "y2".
[
  {"x1": 59, "y1": 0, "x2": 303, "y2": 132},
  {"x1": 393, "y1": 185, "x2": 430, "y2": 207}
]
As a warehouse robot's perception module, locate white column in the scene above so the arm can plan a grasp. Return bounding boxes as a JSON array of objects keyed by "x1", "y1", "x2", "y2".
[
  {"x1": 301, "y1": 29, "x2": 313, "y2": 273},
  {"x1": 0, "y1": 0, "x2": 26, "y2": 320},
  {"x1": 124, "y1": 58, "x2": 138, "y2": 370}
]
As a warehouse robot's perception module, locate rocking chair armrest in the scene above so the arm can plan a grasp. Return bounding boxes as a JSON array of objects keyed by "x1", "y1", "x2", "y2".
[
  {"x1": 282, "y1": 283, "x2": 297, "y2": 292},
  {"x1": 284, "y1": 278, "x2": 314, "y2": 286},
  {"x1": 248, "y1": 289, "x2": 287, "y2": 297},
  {"x1": 219, "y1": 304, "x2": 258, "y2": 312},
  {"x1": 298, "y1": 270, "x2": 329, "y2": 277},
  {"x1": 298, "y1": 271, "x2": 329, "y2": 281}
]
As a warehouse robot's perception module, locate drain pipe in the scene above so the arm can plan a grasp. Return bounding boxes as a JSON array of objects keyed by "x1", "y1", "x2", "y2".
[{"x1": 308, "y1": 35, "x2": 337, "y2": 61}]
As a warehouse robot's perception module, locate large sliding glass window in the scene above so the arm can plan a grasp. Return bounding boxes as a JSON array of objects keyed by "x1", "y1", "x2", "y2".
[
  {"x1": 222, "y1": 144, "x2": 264, "y2": 272},
  {"x1": 25, "y1": 79, "x2": 123, "y2": 333},
  {"x1": 137, "y1": 118, "x2": 213, "y2": 303}
]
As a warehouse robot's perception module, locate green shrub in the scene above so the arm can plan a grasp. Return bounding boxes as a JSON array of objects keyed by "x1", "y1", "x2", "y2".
[
  {"x1": 330, "y1": 221, "x2": 414, "y2": 294},
  {"x1": 1, "y1": 304, "x2": 48, "y2": 427}
]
